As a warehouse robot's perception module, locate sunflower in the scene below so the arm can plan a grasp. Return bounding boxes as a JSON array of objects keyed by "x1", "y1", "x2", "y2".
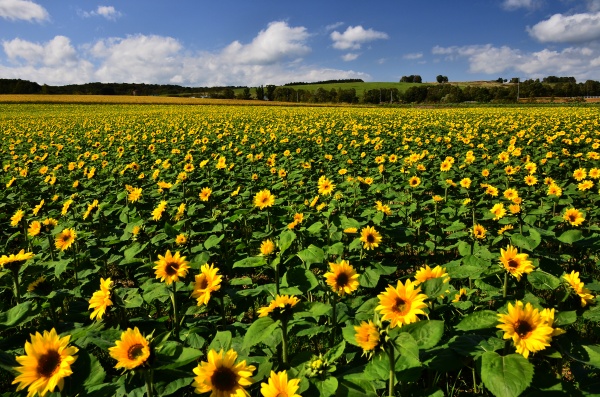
[
  {"x1": 343, "y1": 227, "x2": 357, "y2": 234},
  {"x1": 563, "y1": 271, "x2": 595, "y2": 307},
  {"x1": 0, "y1": 249, "x2": 35, "y2": 273},
  {"x1": 354, "y1": 320, "x2": 380, "y2": 353},
  {"x1": 408, "y1": 176, "x2": 421, "y2": 188},
  {"x1": 460, "y1": 178, "x2": 471, "y2": 189},
  {"x1": 258, "y1": 295, "x2": 300, "y2": 318},
  {"x1": 578, "y1": 180, "x2": 594, "y2": 191},
  {"x1": 54, "y1": 228, "x2": 76, "y2": 251},
  {"x1": 10, "y1": 209, "x2": 24, "y2": 227},
  {"x1": 452, "y1": 288, "x2": 467, "y2": 302},
  {"x1": 440, "y1": 160, "x2": 452, "y2": 172},
  {"x1": 524, "y1": 175, "x2": 537, "y2": 186},
  {"x1": 254, "y1": 189, "x2": 275, "y2": 210},
  {"x1": 317, "y1": 175, "x2": 335, "y2": 196},
  {"x1": 485, "y1": 185, "x2": 499, "y2": 197},
  {"x1": 375, "y1": 279, "x2": 428, "y2": 328},
  {"x1": 472, "y1": 224, "x2": 486, "y2": 239},
  {"x1": 260, "y1": 370, "x2": 301, "y2": 397},
  {"x1": 413, "y1": 265, "x2": 450, "y2": 285},
  {"x1": 498, "y1": 224, "x2": 514, "y2": 235},
  {"x1": 497, "y1": 301, "x2": 554, "y2": 358},
  {"x1": 108, "y1": 327, "x2": 151, "y2": 370},
  {"x1": 573, "y1": 168, "x2": 587, "y2": 181},
  {"x1": 360, "y1": 226, "x2": 382, "y2": 250},
  {"x1": 12, "y1": 328, "x2": 78, "y2": 397},
  {"x1": 324, "y1": 260, "x2": 360, "y2": 296},
  {"x1": 192, "y1": 263, "x2": 222, "y2": 306},
  {"x1": 563, "y1": 208, "x2": 585, "y2": 226},
  {"x1": 503, "y1": 188, "x2": 519, "y2": 201},
  {"x1": 199, "y1": 187, "x2": 212, "y2": 201},
  {"x1": 260, "y1": 239, "x2": 275, "y2": 256},
  {"x1": 88, "y1": 278, "x2": 113, "y2": 321},
  {"x1": 499, "y1": 245, "x2": 534, "y2": 281},
  {"x1": 547, "y1": 183, "x2": 562, "y2": 197},
  {"x1": 153, "y1": 250, "x2": 190, "y2": 285},
  {"x1": 192, "y1": 349, "x2": 255, "y2": 396},
  {"x1": 490, "y1": 203, "x2": 506, "y2": 220},
  {"x1": 128, "y1": 187, "x2": 142, "y2": 203},
  {"x1": 175, "y1": 233, "x2": 187, "y2": 245}
]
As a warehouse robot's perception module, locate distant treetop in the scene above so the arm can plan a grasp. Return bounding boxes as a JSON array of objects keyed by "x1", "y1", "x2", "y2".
[{"x1": 282, "y1": 79, "x2": 364, "y2": 86}]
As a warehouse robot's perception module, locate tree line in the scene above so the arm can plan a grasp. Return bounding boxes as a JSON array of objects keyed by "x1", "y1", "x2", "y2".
[{"x1": 2, "y1": 76, "x2": 600, "y2": 104}]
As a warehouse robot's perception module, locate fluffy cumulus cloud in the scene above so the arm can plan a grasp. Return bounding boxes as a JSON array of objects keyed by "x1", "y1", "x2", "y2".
[
  {"x1": 81, "y1": 5, "x2": 122, "y2": 21},
  {"x1": 528, "y1": 12, "x2": 600, "y2": 43},
  {"x1": 0, "y1": 0, "x2": 48, "y2": 22},
  {"x1": 341, "y1": 53, "x2": 359, "y2": 61},
  {"x1": 0, "y1": 21, "x2": 369, "y2": 85},
  {"x1": 432, "y1": 44, "x2": 600, "y2": 80},
  {"x1": 330, "y1": 25, "x2": 388, "y2": 50},
  {"x1": 403, "y1": 52, "x2": 423, "y2": 60},
  {"x1": 501, "y1": 0, "x2": 538, "y2": 10}
]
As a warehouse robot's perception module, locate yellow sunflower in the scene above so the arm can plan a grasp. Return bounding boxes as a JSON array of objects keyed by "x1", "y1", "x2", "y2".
[
  {"x1": 490, "y1": 203, "x2": 506, "y2": 220},
  {"x1": 258, "y1": 295, "x2": 300, "y2": 318},
  {"x1": 0, "y1": 249, "x2": 35, "y2": 271},
  {"x1": 108, "y1": 327, "x2": 151, "y2": 370},
  {"x1": 192, "y1": 349, "x2": 255, "y2": 396},
  {"x1": 563, "y1": 270, "x2": 595, "y2": 307},
  {"x1": 354, "y1": 320, "x2": 380, "y2": 353},
  {"x1": 375, "y1": 279, "x2": 428, "y2": 328},
  {"x1": 324, "y1": 260, "x2": 360, "y2": 296},
  {"x1": 192, "y1": 263, "x2": 222, "y2": 306},
  {"x1": 260, "y1": 370, "x2": 301, "y2": 397},
  {"x1": 88, "y1": 277, "x2": 113, "y2": 321},
  {"x1": 127, "y1": 187, "x2": 142, "y2": 203},
  {"x1": 472, "y1": 224, "x2": 486, "y2": 239},
  {"x1": 547, "y1": 183, "x2": 562, "y2": 197},
  {"x1": 12, "y1": 329, "x2": 78, "y2": 397},
  {"x1": 317, "y1": 175, "x2": 335, "y2": 196},
  {"x1": 199, "y1": 187, "x2": 212, "y2": 201},
  {"x1": 497, "y1": 301, "x2": 554, "y2": 358},
  {"x1": 413, "y1": 265, "x2": 450, "y2": 285},
  {"x1": 460, "y1": 178, "x2": 472, "y2": 189},
  {"x1": 260, "y1": 239, "x2": 275, "y2": 256},
  {"x1": 408, "y1": 176, "x2": 421, "y2": 188},
  {"x1": 563, "y1": 208, "x2": 585, "y2": 226},
  {"x1": 360, "y1": 226, "x2": 382, "y2": 250},
  {"x1": 254, "y1": 189, "x2": 275, "y2": 210},
  {"x1": 153, "y1": 250, "x2": 190, "y2": 285},
  {"x1": 499, "y1": 245, "x2": 534, "y2": 281},
  {"x1": 10, "y1": 209, "x2": 24, "y2": 227}
]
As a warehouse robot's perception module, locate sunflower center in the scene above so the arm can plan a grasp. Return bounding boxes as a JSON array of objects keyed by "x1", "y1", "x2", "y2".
[
  {"x1": 394, "y1": 297, "x2": 408, "y2": 313},
  {"x1": 507, "y1": 259, "x2": 519, "y2": 269},
  {"x1": 127, "y1": 343, "x2": 145, "y2": 360},
  {"x1": 165, "y1": 262, "x2": 179, "y2": 276},
  {"x1": 336, "y1": 272, "x2": 349, "y2": 287},
  {"x1": 211, "y1": 366, "x2": 238, "y2": 391},
  {"x1": 514, "y1": 320, "x2": 533, "y2": 338},
  {"x1": 36, "y1": 350, "x2": 61, "y2": 378},
  {"x1": 366, "y1": 234, "x2": 375, "y2": 243},
  {"x1": 568, "y1": 214, "x2": 577, "y2": 222},
  {"x1": 198, "y1": 278, "x2": 208, "y2": 290}
]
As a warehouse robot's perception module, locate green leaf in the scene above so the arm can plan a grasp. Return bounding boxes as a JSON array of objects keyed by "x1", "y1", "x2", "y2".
[
  {"x1": 401, "y1": 320, "x2": 444, "y2": 350},
  {"x1": 233, "y1": 257, "x2": 267, "y2": 268},
  {"x1": 324, "y1": 341, "x2": 346, "y2": 362},
  {"x1": 528, "y1": 270, "x2": 561, "y2": 290},
  {"x1": 53, "y1": 258, "x2": 72, "y2": 278},
  {"x1": 208, "y1": 331, "x2": 232, "y2": 352},
  {"x1": 455, "y1": 310, "x2": 499, "y2": 331},
  {"x1": 307, "y1": 221, "x2": 324, "y2": 235},
  {"x1": 279, "y1": 230, "x2": 296, "y2": 254},
  {"x1": 511, "y1": 233, "x2": 537, "y2": 252},
  {"x1": 327, "y1": 242, "x2": 345, "y2": 256},
  {"x1": 297, "y1": 245, "x2": 325, "y2": 267},
  {"x1": 155, "y1": 343, "x2": 203, "y2": 369},
  {"x1": 480, "y1": 352, "x2": 534, "y2": 397},
  {"x1": 554, "y1": 310, "x2": 577, "y2": 327},
  {"x1": 444, "y1": 221, "x2": 466, "y2": 232},
  {"x1": 204, "y1": 234, "x2": 224, "y2": 250},
  {"x1": 282, "y1": 267, "x2": 318, "y2": 292},
  {"x1": 242, "y1": 317, "x2": 280, "y2": 350},
  {"x1": 313, "y1": 376, "x2": 338, "y2": 397},
  {"x1": 0, "y1": 301, "x2": 34, "y2": 328},
  {"x1": 422, "y1": 278, "x2": 447, "y2": 299},
  {"x1": 393, "y1": 332, "x2": 422, "y2": 382},
  {"x1": 124, "y1": 242, "x2": 147, "y2": 260},
  {"x1": 336, "y1": 378, "x2": 378, "y2": 397},
  {"x1": 359, "y1": 267, "x2": 380, "y2": 288},
  {"x1": 557, "y1": 229, "x2": 583, "y2": 244}
]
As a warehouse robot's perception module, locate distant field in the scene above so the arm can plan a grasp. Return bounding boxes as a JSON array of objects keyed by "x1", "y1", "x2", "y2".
[{"x1": 233, "y1": 81, "x2": 431, "y2": 97}]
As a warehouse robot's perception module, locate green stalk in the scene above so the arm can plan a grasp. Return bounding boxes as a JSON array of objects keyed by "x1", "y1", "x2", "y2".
[
  {"x1": 281, "y1": 318, "x2": 289, "y2": 368},
  {"x1": 387, "y1": 345, "x2": 396, "y2": 397},
  {"x1": 331, "y1": 293, "x2": 337, "y2": 345},
  {"x1": 170, "y1": 282, "x2": 179, "y2": 339},
  {"x1": 11, "y1": 269, "x2": 21, "y2": 304},
  {"x1": 143, "y1": 369, "x2": 155, "y2": 397},
  {"x1": 503, "y1": 271, "x2": 509, "y2": 299}
]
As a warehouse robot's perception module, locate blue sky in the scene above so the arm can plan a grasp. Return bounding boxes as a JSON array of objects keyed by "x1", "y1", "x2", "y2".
[{"x1": 1, "y1": 0, "x2": 600, "y2": 86}]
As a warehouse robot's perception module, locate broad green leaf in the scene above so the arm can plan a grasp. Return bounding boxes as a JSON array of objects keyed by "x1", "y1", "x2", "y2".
[
  {"x1": 359, "y1": 267, "x2": 380, "y2": 288},
  {"x1": 557, "y1": 229, "x2": 583, "y2": 244},
  {"x1": 279, "y1": 230, "x2": 296, "y2": 254},
  {"x1": 401, "y1": 320, "x2": 444, "y2": 350},
  {"x1": 204, "y1": 234, "x2": 224, "y2": 249},
  {"x1": 528, "y1": 270, "x2": 561, "y2": 290},
  {"x1": 455, "y1": 310, "x2": 498, "y2": 331},
  {"x1": 297, "y1": 245, "x2": 324, "y2": 267},
  {"x1": 312, "y1": 376, "x2": 338, "y2": 397},
  {"x1": 480, "y1": 352, "x2": 534, "y2": 397},
  {"x1": 208, "y1": 331, "x2": 232, "y2": 352},
  {"x1": 0, "y1": 301, "x2": 34, "y2": 328},
  {"x1": 324, "y1": 341, "x2": 346, "y2": 362},
  {"x1": 242, "y1": 317, "x2": 280, "y2": 350},
  {"x1": 233, "y1": 257, "x2": 267, "y2": 268}
]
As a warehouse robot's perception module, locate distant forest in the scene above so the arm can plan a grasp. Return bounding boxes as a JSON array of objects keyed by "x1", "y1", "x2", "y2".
[{"x1": 2, "y1": 76, "x2": 600, "y2": 104}]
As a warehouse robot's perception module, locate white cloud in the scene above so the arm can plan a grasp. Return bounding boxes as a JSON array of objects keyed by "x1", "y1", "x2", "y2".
[
  {"x1": 0, "y1": 21, "x2": 370, "y2": 86},
  {"x1": 528, "y1": 12, "x2": 600, "y2": 43},
  {"x1": 0, "y1": 0, "x2": 48, "y2": 22},
  {"x1": 341, "y1": 53, "x2": 359, "y2": 61},
  {"x1": 432, "y1": 43, "x2": 600, "y2": 80},
  {"x1": 501, "y1": 0, "x2": 539, "y2": 10},
  {"x1": 325, "y1": 22, "x2": 344, "y2": 31},
  {"x1": 403, "y1": 52, "x2": 423, "y2": 60},
  {"x1": 330, "y1": 25, "x2": 388, "y2": 50},
  {"x1": 81, "y1": 5, "x2": 122, "y2": 20}
]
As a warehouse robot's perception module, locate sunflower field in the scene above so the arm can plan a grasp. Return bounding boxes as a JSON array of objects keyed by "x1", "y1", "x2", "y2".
[{"x1": 0, "y1": 103, "x2": 599, "y2": 397}]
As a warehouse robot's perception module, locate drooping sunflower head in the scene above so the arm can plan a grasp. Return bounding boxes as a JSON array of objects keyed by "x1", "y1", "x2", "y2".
[
  {"x1": 324, "y1": 260, "x2": 360, "y2": 296},
  {"x1": 12, "y1": 328, "x2": 78, "y2": 397},
  {"x1": 89, "y1": 278, "x2": 113, "y2": 321},
  {"x1": 563, "y1": 270, "x2": 595, "y2": 307},
  {"x1": 260, "y1": 370, "x2": 301, "y2": 397},
  {"x1": 192, "y1": 349, "x2": 255, "y2": 396},
  {"x1": 354, "y1": 320, "x2": 381, "y2": 354},
  {"x1": 0, "y1": 249, "x2": 35, "y2": 272},
  {"x1": 153, "y1": 250, "x2": 190, "y2": 285},
  {"x1": 375, "y1": 279, "x2": 429, "y2": 328},
  {"x1": 253, "y1": 189, "x2": 275, "y2": 210},
  {"x1": 257, "y1": 295, "x2": 300, "y2": 319},
  {"x1": 497, "y1": 301, "x2": 554, "y2": 358},
  {"x1": 413, "y1": 265, "x2": 450, "y2": 285},
  {"x1": 192, "y1": 263, "x2": 222, "y2": 306},
  {"x1": 108, "y1": 327, "x2": 151, "y2": 370},
  {"x1": 360, "y1": 226, "x2": 382, "y2": 250},
  {"x1": 54, "y1": 228, "x2": 77, "y2": 251},
  {"x1": 563, "y1": 208, "x2": 585, "y2": 227},
  {"x1": 499, "y1": 245, "x2": 534, "y2": 281}
]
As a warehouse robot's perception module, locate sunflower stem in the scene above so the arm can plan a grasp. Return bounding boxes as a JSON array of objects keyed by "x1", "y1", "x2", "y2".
[
  {"x1": 387, "y1": 344, "x2": 396, "y2": 397},
  {"x1": 330, "y1": 293, "x2": 337, "y2": 346},
  {"x1": 143, "y1": 369, "x2": 155, "y2": 397},
  {"x1": 281, "y1": 318, "x2": 289, "y2": 368},
  {"x1": 503, "y1": 271, "x2": 509, "y2": 299},
  {"x1": 171, "y1": 282, "x2": 179, "y2": 340},
  {"x1": 11, "y1": 269, "x2": 21, "y2": 304}
]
